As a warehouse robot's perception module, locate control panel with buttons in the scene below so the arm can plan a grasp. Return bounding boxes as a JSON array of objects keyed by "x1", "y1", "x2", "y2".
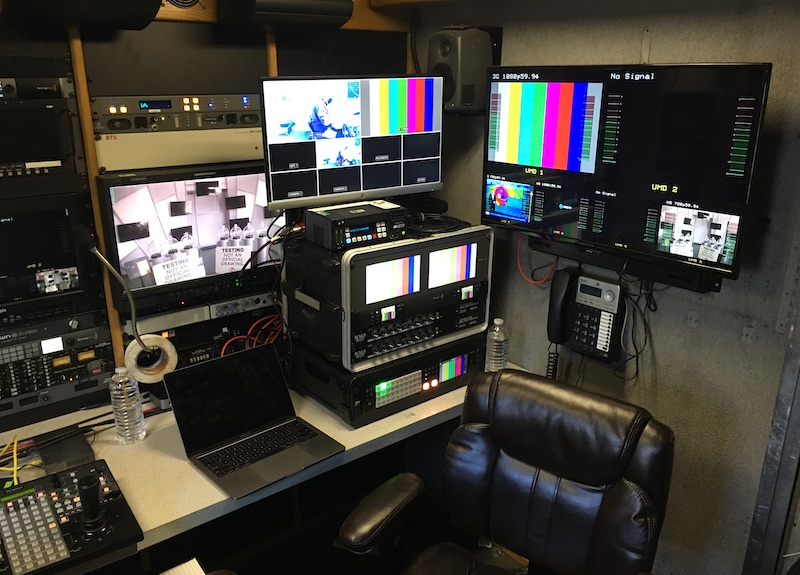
[
  {"x1": 0, "y1": 319, "x2": 114, "y2": 422},
  {"x1": 0, "y1": 459, "x2": 142, "y2": 575}
]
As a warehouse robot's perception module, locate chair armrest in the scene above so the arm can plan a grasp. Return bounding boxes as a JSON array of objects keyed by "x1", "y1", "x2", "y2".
[{"x1": 338, "y1": 472, "x2": 424, "y2": 553}]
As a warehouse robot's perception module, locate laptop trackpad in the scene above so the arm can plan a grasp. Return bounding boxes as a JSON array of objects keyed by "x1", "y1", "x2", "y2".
[
  {"x1": 252, "y1": 447, "x2": 317, "y2": 479},
  {"x1": 301, "y1": 437, "x2": 339, "y2": 459}
]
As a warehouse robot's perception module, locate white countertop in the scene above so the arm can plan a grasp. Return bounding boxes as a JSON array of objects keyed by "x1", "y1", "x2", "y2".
[{"x1": 0, "y1": 386, "x2": 466, "y2": 550}]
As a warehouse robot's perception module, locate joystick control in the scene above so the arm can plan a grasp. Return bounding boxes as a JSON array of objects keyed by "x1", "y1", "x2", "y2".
[{"x1": 78, "y1": 475, "x2": 107, "y2": 534}]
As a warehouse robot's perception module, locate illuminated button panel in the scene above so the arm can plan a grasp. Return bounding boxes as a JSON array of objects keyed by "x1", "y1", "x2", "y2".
[
  {"x1": 0, "y1": 461, "x2": 128, "y2": 575},
  {"x1": 368, "y1": 352, "x2": 468, "y2": 413},
  {"x1": 0, "y1": 491, "x2": 69, "y2": 575},
  {"x1": 91, "y1": 93, "x2": 261, "y2": 134},
  {"x1": 375, "y1": 370, "x2": 424, "y2": 408},
  {"x1": 44, "y1": 468, "x2": 116, "y2": 527},
  {"x1": 344, "y1": 222, "x2": 388, "y2": 245}
]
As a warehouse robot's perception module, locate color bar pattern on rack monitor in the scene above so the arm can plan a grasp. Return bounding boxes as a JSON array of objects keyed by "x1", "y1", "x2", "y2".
[
  {"x1": 371, "y1": 78, "x2": 435, "y2": 136},
  {"x1": 428, "y1": 243, "x2": 477, "y2": 289},
  {"x1": 365, "y1": 255, "x2": 421, "y2": 305},
  {"x1": 447, "y1": 243, "x2": 475, "y2": 283},
  {"x1": 440, "y1": 354, "x2": 468, "y2": 382},
  {"x1": 488, "y1": 81, "x2": 603, "y2": 174},
  {"x1": 392, "y1": 255, "x2": 420, "y2": 298}
]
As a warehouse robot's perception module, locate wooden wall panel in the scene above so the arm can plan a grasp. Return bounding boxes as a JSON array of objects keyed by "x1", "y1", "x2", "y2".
[{"x1": 156, "y1": 0, "x2": 218, "y2": 23}]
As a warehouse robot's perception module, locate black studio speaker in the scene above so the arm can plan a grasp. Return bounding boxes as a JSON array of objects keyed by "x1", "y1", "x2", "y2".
[
  {"x1": 427, "y1": 27, "x2": 493, "y2": 115},
  {"x1": 0, "y1": 0, "x2": 161, "y2": 31},
  {"x1": 218, "y1": 0, "x2": 354, "y2": 30}
]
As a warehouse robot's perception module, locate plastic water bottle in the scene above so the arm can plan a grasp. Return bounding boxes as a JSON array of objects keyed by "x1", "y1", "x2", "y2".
[
  {"x1": 485, "y1": 318, "x2": 509, "y2": 372},
  {"x1": 108, "y1": 367, "x2": 146, "y2": 444}
]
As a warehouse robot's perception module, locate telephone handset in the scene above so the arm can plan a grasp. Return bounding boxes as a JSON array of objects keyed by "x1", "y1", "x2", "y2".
[
  {"x1": 547, "y1": 268, "x2": 625, "y2": 363},
  {"x1": 547, "y1": 267, "x2": 579, "y2": 344}
]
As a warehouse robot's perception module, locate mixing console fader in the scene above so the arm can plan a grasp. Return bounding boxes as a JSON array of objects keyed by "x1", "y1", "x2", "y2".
[{"x1": 0, "y1": 460, "x2": 142, "y2": 575}]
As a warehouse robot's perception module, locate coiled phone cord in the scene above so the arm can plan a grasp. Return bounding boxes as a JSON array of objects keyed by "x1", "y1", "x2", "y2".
[{"x1": 546, "y1": 343, "x2": 560, "y2": 380}]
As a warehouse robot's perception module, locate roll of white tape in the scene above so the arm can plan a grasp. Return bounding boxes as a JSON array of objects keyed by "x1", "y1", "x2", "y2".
[{"x1": 124, "y1": 334, "x2": 178, "y2": 383}]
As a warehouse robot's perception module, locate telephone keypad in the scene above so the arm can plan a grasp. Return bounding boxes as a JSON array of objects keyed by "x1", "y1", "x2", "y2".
[{"x1": 570, "y1": 304, "x2": 611, "y2": 359}]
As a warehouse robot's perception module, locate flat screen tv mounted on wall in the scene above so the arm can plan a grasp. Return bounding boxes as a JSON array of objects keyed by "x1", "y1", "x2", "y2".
[{"x1": 480, "y1": 63, "x2": 771, "y2": 292}]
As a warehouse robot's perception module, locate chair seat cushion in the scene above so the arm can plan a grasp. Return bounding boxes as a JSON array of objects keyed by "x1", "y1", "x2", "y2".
[{"x1": 404, "y1": 542, "x2": 512, "y2": 575}]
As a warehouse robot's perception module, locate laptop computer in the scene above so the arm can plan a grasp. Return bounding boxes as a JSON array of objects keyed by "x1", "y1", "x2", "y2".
[{"x1": 163, "y1": 344, "x2": 344, "y2": 500}]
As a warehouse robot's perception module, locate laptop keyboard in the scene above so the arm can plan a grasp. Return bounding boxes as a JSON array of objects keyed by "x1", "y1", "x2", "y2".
[{"x1": 198, "y1": 420, "x2": 318, "y2": 478}]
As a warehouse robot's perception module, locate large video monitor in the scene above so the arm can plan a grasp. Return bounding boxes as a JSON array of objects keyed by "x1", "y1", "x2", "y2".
[
  {"x1": 481, "y1": 63, "x2": 771, "y2": 292},
  {"x1": 259, "y1": 75, "x2": 444, "y2": 211},
  {"x1": 96, "y1": 161, "x2": 283, "y2": 317}
]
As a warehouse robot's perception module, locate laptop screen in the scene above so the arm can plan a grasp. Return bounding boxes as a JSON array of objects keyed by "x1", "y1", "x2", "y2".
[{"x1": 164, "y1": 345, "x2": 295, "y2": 456}]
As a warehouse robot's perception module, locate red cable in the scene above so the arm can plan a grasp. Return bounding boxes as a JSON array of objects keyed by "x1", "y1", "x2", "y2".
[
  {"x1": 517, "y1": 234, "x2": 558, "y2": 285},
  {"x1": 220, "y1": 335, "x2": 252, "y2": 357},
  {"x1": 247, "y1": 315, "x2": 281, "y2": 346}
]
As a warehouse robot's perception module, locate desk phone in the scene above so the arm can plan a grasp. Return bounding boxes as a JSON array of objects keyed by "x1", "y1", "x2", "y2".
[{"x1": 0, "y1": 459, "x2": 142, "y2": 575}]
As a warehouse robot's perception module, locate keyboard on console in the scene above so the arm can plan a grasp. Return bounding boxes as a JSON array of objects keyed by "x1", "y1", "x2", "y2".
[{"x1": 0, "y1": 459, "x2": 142, "y2": 575}]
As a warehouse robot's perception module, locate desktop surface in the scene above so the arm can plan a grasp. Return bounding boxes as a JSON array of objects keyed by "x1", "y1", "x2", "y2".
[{"x1": 0, "y1": 386, "x2": 466, "y2": 553}]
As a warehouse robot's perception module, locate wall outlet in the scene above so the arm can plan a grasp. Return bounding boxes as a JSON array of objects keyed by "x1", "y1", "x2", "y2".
[
  {"x1": 686, "y1": 311, "x2": 699, "y2": 327},
  {"x1": 741, "y1": 326, "x2": 756, "y2": 344}
]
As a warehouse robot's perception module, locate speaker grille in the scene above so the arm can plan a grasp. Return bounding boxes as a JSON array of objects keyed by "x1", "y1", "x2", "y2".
[{"x1": 168, "y1": 0, "x2": 200, "y2": 7}]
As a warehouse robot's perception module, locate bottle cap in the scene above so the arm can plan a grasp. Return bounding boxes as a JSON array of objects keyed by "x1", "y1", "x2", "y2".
[
  {"x1": 493, "y1": 318, "x2": 504, "y2": 326},
  {"x1": 114, "y1": 367, "x2": 128, "y2": 374}
]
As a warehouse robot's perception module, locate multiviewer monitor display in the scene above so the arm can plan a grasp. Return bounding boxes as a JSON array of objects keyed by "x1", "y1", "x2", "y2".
[
  {"x1": 0, "y1": 206, "x2": 80, "y2": 304},
  {"x1": 100, "y1": 164, "x2": 282, "y2": 294},
  {"x1": 260, "y1": 75, "x2": 444, "y2": 211},
  {"x1": 481, "y1": 64, "x2": 771, "y2": 280}
]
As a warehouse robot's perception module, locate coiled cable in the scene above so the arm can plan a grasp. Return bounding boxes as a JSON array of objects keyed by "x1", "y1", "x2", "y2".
[{"x1": 546, "y1": 343, "x2": 560, "y2": 380}]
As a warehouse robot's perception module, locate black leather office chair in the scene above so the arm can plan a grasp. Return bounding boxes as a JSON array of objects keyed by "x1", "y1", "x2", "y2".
[{"x1": 338, "y1": 369, "x2": 675, "y2": 575}]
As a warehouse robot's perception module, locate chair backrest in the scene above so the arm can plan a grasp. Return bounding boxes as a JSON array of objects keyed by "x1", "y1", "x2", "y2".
[{"x1": 443, "y1": 369, "x2": 674, "y2": 575}]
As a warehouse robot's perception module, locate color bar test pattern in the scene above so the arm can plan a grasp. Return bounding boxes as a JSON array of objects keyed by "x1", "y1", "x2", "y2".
[
  {"x1": 369, "y1": 78, "x2": 435, "y2": 136},
  {"x1": 428, "y1": 243, "x2": 477, "y2": 289},
  {"x1": 440, "y1": 354, "x2": 469, "y2": 382},
  {"x1": 488, "y1": 81, "x2": 603, "y2": 174},
  {"x1": 365, "y1": 255, "x2": 421, "y2": 305}
]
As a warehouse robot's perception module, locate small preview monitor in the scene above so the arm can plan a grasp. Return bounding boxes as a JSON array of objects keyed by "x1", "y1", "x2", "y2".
[{"x1": 260, "y1": 75, "x2": 445, "y2": 211}]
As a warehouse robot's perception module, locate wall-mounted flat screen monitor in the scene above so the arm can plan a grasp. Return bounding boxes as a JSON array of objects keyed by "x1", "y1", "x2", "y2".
[
  {"x1": 259, "y1": 75, "x2": 445, "y2": 211},
  {"x1": 480, "y1": 63, "x2": 771, "y2": 291}
]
